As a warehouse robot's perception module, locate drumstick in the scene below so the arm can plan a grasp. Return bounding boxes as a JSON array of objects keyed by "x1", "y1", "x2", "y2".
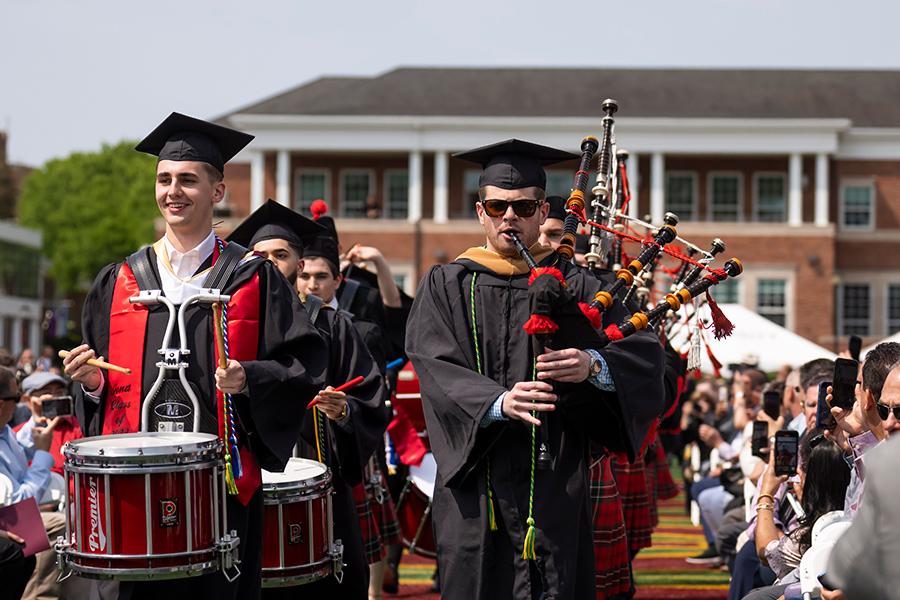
[
  {"x1": 212, "y1": 302, "x2": 228, "y2": 369},
  {"x1": 58, "y1": 350, "x2": 131, "y2": 375},
  {"x1": 307, "y1": 375, "x2": 365, "y2": 409}
]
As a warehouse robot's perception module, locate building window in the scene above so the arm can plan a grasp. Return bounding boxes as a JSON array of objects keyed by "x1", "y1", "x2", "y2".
[
  {"x1": 714, "y1": 278, "x2": 740, "y2": 304},
  {"x1": 545, "y1": 170, "x2": 572, "y2": 199},
  {"x1": 457, "y1": 169, "x2": 481, "y2": 219},
  {"x1": 384, "y1": 170, "x2": 409, "y2": 220},
  {"x1": 340, "y1": 170, "x2": 373, "y2": 218},
  {"x1": 755, "y1": 174, "x2": 787, "y2": 222},
  {"x1": 757, "y1": 279, "x2": 787, "y2": 327},
  {"x1": 840, "y1": 284, "x2": 871, "y2": 336},
  {"x1": 709, "y1": 173, "x2": 742, "y2": 222},
  {"x1": 294, "y1": 170, "x2": 329, "y2": 215},
  {"x1": 888, "y1": 284, "x2": 900, "y2": 334},
  {"x1": 666, "y1": 172, "x2": 697, "y2": 221},
  {"x1": 0, "y1": 240, "x2": 40, "y2": 299},
  {"x1": 840, "y1": 182, "x2": 874, "y2": 230}
]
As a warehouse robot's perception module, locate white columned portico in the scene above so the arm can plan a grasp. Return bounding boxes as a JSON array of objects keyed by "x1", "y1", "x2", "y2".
[
  {"x1": 628, "y1": 152, "x2": 640, "y2": 219},
  {"x1": 650, "y1": 152, "x2": 665, "y2": 224},
  {"x1": 788, "y1": 153, "x2": 803, "y2": 226},
  {"x1": 275, "y1": 150, "x2": 290, "y2": 207},
  {"x1": 433, "y1": 151, "x2": 448, "y2": 224},
  {"x1": 10, "y1": 317, "x2": 22, "y2": 355},
  {"x1": 408, "y1": 150, "x2": 423, "y2": 223},
  {"x1": 814, "y1": 153, "x2": 829, "y2": 226},
  {"x1": 250, "y1": 151, "x2": 266, "y2": 212}
]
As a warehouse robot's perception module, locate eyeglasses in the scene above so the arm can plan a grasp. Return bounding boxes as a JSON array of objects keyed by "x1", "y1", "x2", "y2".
[
  {"x1": 875, "y1": 402, "x2": 900, "y2": 421},
  {"x1": 480, "y1": 199, "x2": 541, "y2": 218}
]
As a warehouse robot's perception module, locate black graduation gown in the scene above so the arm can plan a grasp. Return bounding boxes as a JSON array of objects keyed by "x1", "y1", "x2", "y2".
[
  {"x1": 285, "y1": 301, "x2": 389, "y2": 600},
  {"x1": 74, "y1": 249, "x2": 328, "y2": 600},
  {"x1": 342, "y1": 265, "x2": 413, "y2": 361},
  {"x1": 405, "y1": 254, "x2": 665, "y2": 600}
]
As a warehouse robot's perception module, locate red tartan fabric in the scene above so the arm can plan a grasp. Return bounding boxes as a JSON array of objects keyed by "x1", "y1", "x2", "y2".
[
  {"x1": 353, "y1": 482, "x2": 383, "y2": 564},
  {"x1": 353, "y1": 466, "x2": 403, "y2": 564},
  {"x1": 653, "y1": 442, "x2": 680, "y2": 501},
  {"x1": 590, "y1": 454, "x2": 632, "y2": 599},
  {"x1": 369, "y1": 469, "x2": 402, "y2": 548},
  {"x1": 609, "y1": 453, "x2": 653, "y2": 555}
]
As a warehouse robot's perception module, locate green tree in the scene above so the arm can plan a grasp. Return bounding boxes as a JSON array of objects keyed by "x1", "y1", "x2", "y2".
[{"x1": 18, "y1": 141, "x2": 159, "y2": 293}]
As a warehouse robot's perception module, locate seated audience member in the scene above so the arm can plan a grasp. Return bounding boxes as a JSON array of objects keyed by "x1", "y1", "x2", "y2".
[
  {"x1": 0, "y1": 529, "x2": 36, "y2": 600},
  {"x1": 745, "y1": 432, "x2": 851, "y2": 600},
  {"x1": 18, "y1": 371, "x2": 83, "y2": 476}
]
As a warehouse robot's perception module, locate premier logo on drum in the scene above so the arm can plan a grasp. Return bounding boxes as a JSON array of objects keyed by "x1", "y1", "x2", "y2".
[
  {"x1": 88, "y1": 476, "x2": 107, "y2": 552},
  {"x1": 160, "y1": 498, "x2": 179, "y2": 528},
  {"x1": 288, "y1": 523, "x2": 303, "y2": 545}
]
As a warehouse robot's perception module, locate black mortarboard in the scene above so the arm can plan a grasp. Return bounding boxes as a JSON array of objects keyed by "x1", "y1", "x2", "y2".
[
  {"x1": 303, "y1": 235, "x2": 341, "y2": 275},
  {"x1": 227, "y1": 199, "x2": 326, "y2": 250},
  {"x1": 546, "y1": 195, "x2": 567, "y2": 221},
  {"x1": 453, "y1": 139, "x2": 577, "y2": 191},
  {"x1": 135, "y1": 112, "x2": 254, "y2": 174}
]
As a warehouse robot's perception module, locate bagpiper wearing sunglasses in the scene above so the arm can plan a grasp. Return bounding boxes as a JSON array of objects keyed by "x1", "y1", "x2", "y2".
[{"x1": 406, "y1": 139, "x2": 665, "y2": 600}]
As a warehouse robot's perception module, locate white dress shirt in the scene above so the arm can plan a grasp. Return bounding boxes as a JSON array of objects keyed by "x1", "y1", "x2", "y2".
[{"x1": 158, "y1": 231, "x2": 216, "y2": 304}]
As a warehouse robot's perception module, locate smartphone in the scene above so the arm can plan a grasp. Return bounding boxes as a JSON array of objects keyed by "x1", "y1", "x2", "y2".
[
  {"x1": 849, "y1": 335, "x2": 862, "y2": 362},
  {"x1": 816, "y1": 381, "x2": 836, "y2": 431},
  {"x1": 831, "y1": 358, "x2": 859, "y2": 411},
  {"x1": 774, "y1": 430, "x2": 799, "y2": 477},
  {"x1": 763, "y1": 390, "x2": 781, "y2": 420},
  {"x1": 42, "y1": 395, "x2": 73, "y2": 419},
  {"x1": 751, "y1": 420, "x2": 769, "y2": 458}
]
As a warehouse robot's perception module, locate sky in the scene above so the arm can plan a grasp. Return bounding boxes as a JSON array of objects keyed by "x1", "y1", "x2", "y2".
[{"x1": 3, "y1": 0, "x2": 900, "y2": 166}]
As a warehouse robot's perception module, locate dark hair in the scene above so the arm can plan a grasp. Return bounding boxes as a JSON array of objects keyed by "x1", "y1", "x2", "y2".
[
  {"x1": 800, "y1": 358, "x2": 834, "y2": 392},
  {"x1": 0, "y1": 348, "x2": 13, "y2": 368},
  {"x1": 743, "y1": 368, "x2": 769, "y2": 391},
  {"x1": 0, "y1": 366, "x2": 16, "y2": 397},
  {"x1": 791, "y1": 433, "x2": 850, "y2": 554},
  {"x1": 763, "y1": 380, "x2": 785, "y2": 397},
  {"x1": 477, "y1": 187, "x2": 546, "y2": 203},
  {"x1": 863, "y1": 342, "x2": 900, "y2": 401},
  {"x1": 202, "y1": 163, "x2": 224, "y2": 184}
]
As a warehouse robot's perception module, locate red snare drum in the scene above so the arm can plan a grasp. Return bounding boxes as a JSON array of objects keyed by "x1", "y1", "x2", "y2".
[
  {"x1": 396, "y1": 452, "x2": 436, "y2": 558},
  {"x1": 394, "y1": 363, "x2": 429, "y2": 450},
  {"x1": 56, "y1": 432, "x2": 236, "y2": 581},
  {"x1": 261, "y1": 458, "x2": 342, "y2": 588}
]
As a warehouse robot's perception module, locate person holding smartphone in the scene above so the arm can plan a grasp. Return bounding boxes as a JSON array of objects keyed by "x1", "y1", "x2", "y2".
[{"x1": 17, "y1": 372, "x2": 83, "y2": 476}]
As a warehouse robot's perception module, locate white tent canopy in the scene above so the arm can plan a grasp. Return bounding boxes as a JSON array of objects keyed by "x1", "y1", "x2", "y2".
[{"x1": 668, "y1": 303, "x2": 837, "y2": 375}]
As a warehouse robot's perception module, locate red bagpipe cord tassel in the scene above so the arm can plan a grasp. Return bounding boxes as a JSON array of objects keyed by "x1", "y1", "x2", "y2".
[
  {"x1": 528, "y1": 266, "x2": 566, "y2": 287},
  {"x1": 310, "y1": 198, "x2": 328, "y2": 220},
  {"x1": 705, "y1": 290, "x2": 735, "y2": 340},
  {"x1": 523, "y1": 314, "x2": 559, "y2": 335},
  {"x1": 578, "y1": 302, "x2": 602, "y2": 329},
  {"x1": 700, "y1": 328, "x2": 723, "y2": 378}
]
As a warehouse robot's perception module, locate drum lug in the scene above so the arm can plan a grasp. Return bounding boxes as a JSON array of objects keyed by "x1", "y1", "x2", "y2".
[
  {"x1": 54, "y1": 536, "x2": 74, "y2": 583},
  {"x1": 217, "y1": 529, "x2": 242, "y2": 582},
  {"x1": 331, "y1": 539, "x2": 344, "y2": 584}
]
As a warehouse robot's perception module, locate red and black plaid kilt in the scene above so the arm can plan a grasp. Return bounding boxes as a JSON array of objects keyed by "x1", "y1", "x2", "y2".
[
  {"x1": 609, "y1": 452, "x2": 653, "y2": 555},
  {"x1": 644, "y1": 459, "x2": 659, "y2": 530},
  {"x1": 590, "y1": 454, "x2": 632, "y2": 599},
  {"x1": 352, "y1": 482, "x2": 384, "y2": 564},
  {"x1": 369, "y1": 469, "x2": 402, "y2": 548},
  {"x1": 653, "y1": 441, "x2": 679, "y2": 501}
]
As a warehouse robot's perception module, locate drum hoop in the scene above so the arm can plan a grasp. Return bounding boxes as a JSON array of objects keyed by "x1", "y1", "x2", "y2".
[
  {"x1": 62, "y1": 559, "x2": 217, "y2": 580},
  {"x1": 261, "y1": 469, "x2": 332, "y2": 494},
  {"x1": 261, "y1": 486, "x2": 331, "y2": 505},
  {"x1": 65, "y1": 433, "x2": 221, "y2": 461},
  {"x1": 63, "y1": 547, "x2": 217, "y2": 561},
  {"x1": 260, "y1": 561, "x2": 332, "y2": 587},
  {"x1": 64, "y1": 460, "x2": 222, "y2": 475}
]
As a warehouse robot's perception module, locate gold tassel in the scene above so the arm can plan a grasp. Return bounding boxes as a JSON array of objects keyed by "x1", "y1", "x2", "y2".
[{"x1": 522, "y1": 517, "x2": 537, "y2": 560}]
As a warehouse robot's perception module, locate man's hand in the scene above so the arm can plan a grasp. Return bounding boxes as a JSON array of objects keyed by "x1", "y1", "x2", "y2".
[
  {"x1": 0, "y1": 529, "x2": 24, "y2": 544},
  {"x1": 757, "y1": 411, "x2": 785, "y2": 437},
  {"x1": 31, "y1": 417, "x2": 60, "y2": 452},
  {"x1": 344, "y1": 244, "x2": 386, "y2": 268},
  {"x1": 698, "y1": 424, "x2": 724, "y2": 449},
  {"x1": 536, "y1": 348, "x2": 590, "y2": 383},
  {"x1": 62, "y1": 344, "x2": 102, "y2": 392},
  {"x1": 821, "y1": 589, "x2": 845, "y2": 600},
  {"x1": 313, "y1": 387, "x2": 349, "y2": 421},
  {"x1": 502, "y1": 381, "x2": 557, "y2": 426},
  {"x1": 827, "y1": 385, "x2": 885, "y2": 440},
  {"x1": 215, "y1": 360, "x2": 246, "y2": 395}
]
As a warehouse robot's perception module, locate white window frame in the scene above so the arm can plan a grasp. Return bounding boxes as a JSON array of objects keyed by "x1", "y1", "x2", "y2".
[
  {"x1": 382, "y1": 168, "x2": 409, "y2": 220},
  {"x1": 753, "y1": 172, "x2": 788, "y2": 223},
  {"x1": 839, "y1": 177, "x2": 876, "y2": 232},
  {"x1": 293, "y1": 168, "x2": 331, "y2": 213},
  {"x1": 837, "y1": 282, "x2": 873, "y2": 337},
  {"x1": 459, "y1": 168, "x2": 482, "y2": 218},
  {"x1": 755, "y1": 278, "x2": 790, "y2": 328},
  {"x1": 338, "y1": 168, "x2": 375, "y2": 218},
  {"x1": 886, "y1": 283, "x2": 900, "y2": 335},
  {"x1": 665, "y1": 171, "x2": 698, "y2": 221},
  {"x1": 387, "y1": 262, "x2": 416, "y2": 295},
  {"x1": 707, "y1": 171, "x2": 744, "y2": 222}
]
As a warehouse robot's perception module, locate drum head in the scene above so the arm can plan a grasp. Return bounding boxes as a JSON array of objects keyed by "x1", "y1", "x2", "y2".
[
  {"x1": 409, "y1": 453, "x2": 436, "y2": 499},
  {"x1": 262, "y1": 458, "x2": 329, "y2": 487},
  {"x1": 67, "y1": 432, "x2": 219, "y2": 459}
]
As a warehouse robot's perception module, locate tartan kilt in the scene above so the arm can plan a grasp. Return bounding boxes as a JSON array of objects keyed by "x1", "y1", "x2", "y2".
[
  {"x1": 609, "y1": 452, "x2": 653, "y2": 555},
  {"x1": 368, "y1": 469, "x2": 402, "y2": 548},
  {"x1": 653, "y1": 441, "x2": 679, "y2": 501},
  {"x1": 590, "y1": 455, "x2": 632, "y2": 599},
  {"x1": 352, "y1": 482, "x2": 384, "y2": 564}
]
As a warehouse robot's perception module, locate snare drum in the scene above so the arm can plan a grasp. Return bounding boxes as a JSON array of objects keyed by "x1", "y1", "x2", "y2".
[
  {"x1": 261, "y1": 458, "x2": 342, "y2": 588},
  {"x1": 396, "y1": 453, "x2": 436, "y2": 558},
  {"x1": 56, "y1": 432, "x2": 233, "y2": 581}
]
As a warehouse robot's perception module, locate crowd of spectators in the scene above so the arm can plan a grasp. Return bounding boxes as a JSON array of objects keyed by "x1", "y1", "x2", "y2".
[{"x1": 671, "y1": 343, "x2": 900, "y2": 600}]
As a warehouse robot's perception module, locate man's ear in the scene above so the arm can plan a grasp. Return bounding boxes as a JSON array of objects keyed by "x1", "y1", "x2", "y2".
[
  {"x1": 335, "y1": 273, "x2": 343, "y2": 287},
  {"x1": 538, "y1": 198, "x2": 549, "y2": 226},
  {"x1": 212, "y1": 181, "x2": 226, "y2": 205},
  {"x1": 475, "y1": 199, "x2": 485, "y2": 226},
  {"x1": 864, "y1": 388, "x2": 876, "y2": 411}
]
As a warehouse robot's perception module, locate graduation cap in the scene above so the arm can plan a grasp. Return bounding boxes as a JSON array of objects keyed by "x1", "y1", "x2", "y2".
[
  {"x1": 303, "y1": 235, "x2": 341, "y2": 275},
  {"x1": 135, "y1": 112, "x2": 254, "y2": 174},
  {"x1": 309, "y1": 199, "x2": 339, "y2": 244},
  {"x1": 545, "y1": 195, "x2": 567, "y2": 221},
  {"x1": 227, "y1": 199, "x2": 326, "y2": 251},
  {"x1": 453, "y1": 139, "x2": 577, "y2": 191}
]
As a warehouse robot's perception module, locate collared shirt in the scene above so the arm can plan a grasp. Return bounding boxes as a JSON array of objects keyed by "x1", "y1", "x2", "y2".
[
  {"x1": 0, "y1": 421, "x2": 54, "y2": 504},
  {"x1": 844, "y1": 429, "x2": 881, "y2": 516},
  {"x1": 162, "y1": 231, "x2": 216, "y2": 281}
]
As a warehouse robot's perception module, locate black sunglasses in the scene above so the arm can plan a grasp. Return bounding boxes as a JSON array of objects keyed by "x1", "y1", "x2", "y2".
[
  {"x1": 876, "y1": 402, "x2": 900, "y2": 421},
  {"x1": 481, "y1": 199, "x2": 541, "y2": 218}
]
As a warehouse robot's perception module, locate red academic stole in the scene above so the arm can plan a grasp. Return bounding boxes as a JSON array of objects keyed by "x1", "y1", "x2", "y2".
[{"x1": 105, "y1": 252, "x2": 264, "y2": 505}]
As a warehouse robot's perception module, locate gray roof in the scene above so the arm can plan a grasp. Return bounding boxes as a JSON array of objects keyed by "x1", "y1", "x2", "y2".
[{"x1": 225, "y1": 67, "x2": 900, "y2": 127}]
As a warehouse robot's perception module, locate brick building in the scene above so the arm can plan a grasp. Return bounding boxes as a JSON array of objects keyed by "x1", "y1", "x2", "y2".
[{"x1": 215, "y1": 67, "x2": 900, "y2": 349}]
